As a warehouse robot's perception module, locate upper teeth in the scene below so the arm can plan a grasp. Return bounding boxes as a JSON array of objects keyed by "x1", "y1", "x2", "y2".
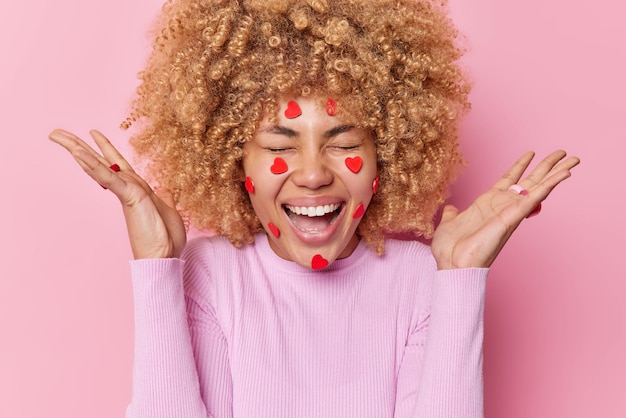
[{"x1": 286, "y1": 203, "x2": 341, "y2": 217}]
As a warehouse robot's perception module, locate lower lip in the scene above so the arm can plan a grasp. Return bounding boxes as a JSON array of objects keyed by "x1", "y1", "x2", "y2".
[{"x1": 283, "y1": 205, "x2": 346, "y2": 244}]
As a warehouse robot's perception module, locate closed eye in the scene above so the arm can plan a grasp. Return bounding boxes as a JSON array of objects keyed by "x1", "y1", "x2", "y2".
[
  {"x1": 265, "y1": 147, "x2": 294, "y2": 153},
  {"x1": 331, "y1": 145, "x2": 360, "y2": 150}
]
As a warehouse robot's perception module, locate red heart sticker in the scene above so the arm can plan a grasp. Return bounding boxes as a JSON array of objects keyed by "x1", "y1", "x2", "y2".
[
  {"x1": 268, "y1": 222, "x2": 280, "y2": 238},
  {"x1": 270, "y1": 157, "x2": 288, "y2": 174},
  {"x1": 372, "y1": 176, "x2": 379, "y2": 194},
  {"x1": 326, "y1": 98, "x2": 337, "y2": 116},
  {"x1": 345, "y1": 156, "x2": 362, "y2": 173},
  {"x1": 527, "y1": 203, "x2": 542, "y2": 218},
  {"x1": 311, "y1": 254, "x2": 329, "y2": 270},
  {"x1": 352, "y1": 203, "x2": 365, "y2": 219},
  {"x1": 244, "y1": 177, "x2": 255, "y2": 193},
  {"x1": 284, "y1": 100, "x2": 302, "y2": 119}
]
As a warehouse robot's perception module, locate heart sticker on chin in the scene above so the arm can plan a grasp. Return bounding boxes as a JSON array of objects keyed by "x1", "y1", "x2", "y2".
[
  {"x1": 311, "y1": 254, "x2": 329, "y2": 270},
  {"x1": 268, "y1": 222, "x2": 281, "y2": 238},
  {"x1": 345, "y1": 156, "x2": 363, "y2": 173},
  {"x1": 270, "y1": 157, "x2": 288, "y2": 174},
  {"x1": 244, "y1": 177, "x2": 255, "y2": 193},
  {"x1": 284, "y1": 100, "x2": 302, "y2": 119}
]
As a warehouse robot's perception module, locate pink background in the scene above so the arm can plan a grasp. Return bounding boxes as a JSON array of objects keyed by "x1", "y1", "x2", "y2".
[{"x1": 0, "y1": 0, "x2": 623, "y2": 416}]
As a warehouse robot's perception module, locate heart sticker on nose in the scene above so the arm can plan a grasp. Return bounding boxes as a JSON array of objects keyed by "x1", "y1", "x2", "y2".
[
  {"x1": 270, "y1": 157, "x2": 288, "y2": 174},
  {"x1": 268, "y1": 222, "x2": 280, "y2": 238},
  {"x1": 345, "y1": 156, "x2": 362, "y2": 173},
  {"x1": 311, "y1": 254, "x2": 329, "y2": 270},
  {"x1": 352, "y1": 203, "x2": 365, "y2": 219},
  {"x1": 284, "y1": 100, "x2": 302, "y2": 119},
  {"x1": 244, "y1": 177, "x2": 255, "y2": 193}
]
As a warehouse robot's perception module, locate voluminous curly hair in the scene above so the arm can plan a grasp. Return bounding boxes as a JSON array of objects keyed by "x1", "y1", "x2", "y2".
[{"x1": 125, "y1": 0, "x2": 470, "y2": 255}]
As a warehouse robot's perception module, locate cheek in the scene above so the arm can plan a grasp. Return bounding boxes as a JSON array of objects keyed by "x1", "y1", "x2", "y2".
[
  {"x1": 244, "y1": 163, "x2": 284, "y2": 216},
  {"x1": 338, "y1": 163, "x2": 377, "y2": 199},
  {"x1": 340, "y1": 151, "x2": 377, "y2": 195}
]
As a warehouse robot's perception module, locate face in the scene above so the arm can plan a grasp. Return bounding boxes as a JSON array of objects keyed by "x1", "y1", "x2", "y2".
[{"x1": 242, "y1": 95, "x2": 378, "y2": 269}]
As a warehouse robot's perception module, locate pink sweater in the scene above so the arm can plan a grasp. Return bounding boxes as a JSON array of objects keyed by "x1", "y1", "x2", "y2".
[{"x1": 126, "y1": 235, "x2": 486, "y2": 418}]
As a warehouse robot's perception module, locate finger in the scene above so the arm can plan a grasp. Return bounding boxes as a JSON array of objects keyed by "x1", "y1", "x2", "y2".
[
  {"x1": 520, "y1": 155, "x2": 579, "y2": 200},
  {"x1": 534, "y1": 155, "x2": 580, "y2": 185},
  {"x1": 517, "y1": 150, "x2": 568, "y2": 189},
  {"x1": 531, "y1": 162, "x2": 577, "y2": 199},
  {"x1": 513, "y1": 163, "x2": 576, "y2": 219},
  {"x1": 491, "y1": 151, "x2": 535, "y2": 190},
  {"x1": 73, "y1": 148, "x2": 127, "y2": 192},
  {"x1": 89, "y1": 130, "x2": 135, "y2": 172},
  {"x1": 49, "y1": 129, "x2": 109, "y2": 165}
]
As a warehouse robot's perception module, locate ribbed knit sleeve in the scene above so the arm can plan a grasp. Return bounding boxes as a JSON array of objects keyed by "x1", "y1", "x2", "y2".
[
  {"x1": 125, "y1": 258, "x2": 210, "y2": 418},
  {"x1": 412, "y1": 268, "x2": 487, "y2": 418}
]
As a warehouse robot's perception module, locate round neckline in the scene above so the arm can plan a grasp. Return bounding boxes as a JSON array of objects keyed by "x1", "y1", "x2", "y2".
[{"x1": 253, "y1": 233, "x2": 370, "y2": 275}]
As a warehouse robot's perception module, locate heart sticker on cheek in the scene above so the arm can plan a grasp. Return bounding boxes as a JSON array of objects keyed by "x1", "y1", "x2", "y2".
[
  {"x1": 345, "y1": 156, "x2": 362, "y2": 173},
  {"x1": 284, "y1": 100, "x2": 302, "y2": 119},
  {"x1": 372, "y1": 176, "x2": 380, "y2": 194},
  {"x1": 244, "y1": 177, "x2": 255, "y2": 193},
  {"x1": 268, "y1": 222, "x2": 280, "y2": 238},
  {"x1": 270, "y1": 157, "x2": 288, "y2": 174},
  {"x1": 311, "y1": 254, "x2": 329, "y2": 270},
  {"x1": 352, "y1": 203, "x2": 365, "y2": 219}
]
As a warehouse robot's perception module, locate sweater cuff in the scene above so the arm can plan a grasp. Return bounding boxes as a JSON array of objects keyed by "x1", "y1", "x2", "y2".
[
  {"x1": 434, "y1": 267, "x2": 488, "y2": 280},
  {"x1": 129, "y1": 258, "x2": 187, "y2": 319},
  {"x1": 130, "y1": 258, "x2": 185, "y2": 283},
  {"x1": 432, "y1": 267, "x2": 488, "y2": 309}
]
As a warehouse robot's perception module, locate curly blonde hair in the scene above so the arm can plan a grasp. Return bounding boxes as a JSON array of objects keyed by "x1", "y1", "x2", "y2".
[{"x1": 125, "y1": 0, "x2": 470, "y2": 254}]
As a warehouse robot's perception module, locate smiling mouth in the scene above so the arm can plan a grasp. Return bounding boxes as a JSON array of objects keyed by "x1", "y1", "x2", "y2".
[{"x1": 283, "y1": 203, "x2": 344, "y2": 233}]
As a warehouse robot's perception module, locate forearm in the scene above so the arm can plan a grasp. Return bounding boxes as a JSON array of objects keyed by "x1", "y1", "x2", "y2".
[
  {"x1": 126, "y1": 259, "x2": 209, "y2": 418},
  {"x1": 412, "y1": 268, "x2": 487, "y2": 418}
]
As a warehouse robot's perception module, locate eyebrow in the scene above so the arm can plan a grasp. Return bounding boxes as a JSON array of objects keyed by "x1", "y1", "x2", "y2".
[
  {"x1": 261, "y1": 125, "x2": 298, "y2": 138},
  {"x1": 324, "y1": 124, "x2": 355, "y2": 138},
  {"x1": 260, "y1": 124, "x2": 355, "y2": 138}
]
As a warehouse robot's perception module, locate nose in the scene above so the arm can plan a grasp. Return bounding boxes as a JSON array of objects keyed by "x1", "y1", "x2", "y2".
[{"x1": 291, "y1": 154, "x2": 333, "y2": 190}]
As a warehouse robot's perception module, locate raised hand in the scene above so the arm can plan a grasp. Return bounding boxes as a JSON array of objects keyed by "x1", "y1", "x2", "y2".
[
  {"x1": 49, "y1": 129, "x2": 186, "y2": 259},
  {"x1": 431, "y1": 150, "x2": 580, "y2": 270}
]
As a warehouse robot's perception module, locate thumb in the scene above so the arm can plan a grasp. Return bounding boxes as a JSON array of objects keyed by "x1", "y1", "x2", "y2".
[
  {"x1": 155, "y1": 188, "x2": 176, "y2": 209},
  {"x1": 440, "y1": 204, "x2": 460, "y2": 223}
]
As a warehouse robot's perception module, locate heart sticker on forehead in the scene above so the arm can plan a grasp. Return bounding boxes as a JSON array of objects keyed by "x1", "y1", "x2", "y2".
[
  {"x1": 270, "y1": 157, "x2": 288, "y2": 174},
  {"x1": 326, "y1": 98, "x2": 337, "y2": 116},
  {"x1": 345, "y1": 156, "x2": 363, "y2": 173},
  {"x1": 284, "y1": 100, "x2": 302, "y2": 119},
  {"x1": 311, "y1": 254, "x2": 329, "y2": 270}
]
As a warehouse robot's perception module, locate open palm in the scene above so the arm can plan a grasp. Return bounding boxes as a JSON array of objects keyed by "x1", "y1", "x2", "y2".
[
  {"x1": 49, "y1": 129, "x2": 186, "y2": 259},
  {"x1": 431, "y1": 150, "x2": 580, "y2": 270}
]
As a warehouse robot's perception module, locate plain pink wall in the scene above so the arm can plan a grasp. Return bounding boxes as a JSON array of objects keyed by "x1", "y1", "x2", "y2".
[{"x1": 0, "y1": 0, "x2": 623, "y2": 417}]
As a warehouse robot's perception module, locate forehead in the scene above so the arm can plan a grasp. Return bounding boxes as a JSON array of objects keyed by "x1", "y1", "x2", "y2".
[{"x1": 260, "y1": 93, "x2": 365, "y2": 128}]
